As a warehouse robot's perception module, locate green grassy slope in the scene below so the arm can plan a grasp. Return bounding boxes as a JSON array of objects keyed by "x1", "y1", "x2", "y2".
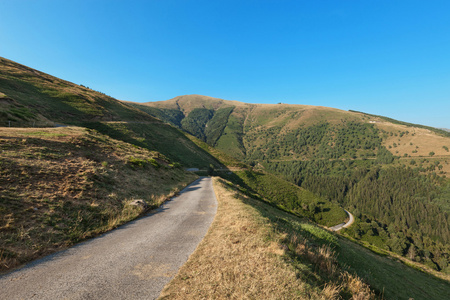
[
  {"x1": 0, "y1": 57, "x2": 222, "y2": 169},
  {"x1": 0, "y1": 57, "x2": 154, "y2": 124},
  {"x1": 215, "y1": 178, "x2": 450, "y2": 300},
  {"x1": 337, "y1": 236, "x2": 450, "y2": 300},
  {"x1": 83, "y1": 122, "x2": 222, "y2": 169}
]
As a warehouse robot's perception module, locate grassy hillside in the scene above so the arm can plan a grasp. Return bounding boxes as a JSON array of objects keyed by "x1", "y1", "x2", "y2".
[
  {"x1": 161, "y1": 178, "x2": 450, "y2": 300},
  {"x1": 0, "y1": 57, "x2": 223, "y2": 169},
  {"x1": 228, "y1": 170, "x2": 347, "y2": 227},
  {"x1": 138, "y1": 94, "x2": 450, "y2": 274},
  {"x1": 0, "y1": 127, "x2": 197, "y2": 273},
  {"x1": 1, "y1": 56, "x2": 449, "y2": 294},
  {"x1": 82, "y1": 122, "x2": 223, "y2": 169},
  {"x1": 0, "y1": 57, "x2": 155, "y2": 125},
  {"x1": 0, "y1": 92, "x2": 52, "y2": 127},
  {"x1": 0, "y1": 58, "x2": 227, "y2": 274}
]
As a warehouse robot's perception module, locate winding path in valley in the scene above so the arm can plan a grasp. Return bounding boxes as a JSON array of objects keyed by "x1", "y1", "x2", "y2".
[
  {"x1": 329, "y1": 209, "x2": 355, "y2": 232},
  {"x1": 0, "y1": 177, "x2": 217, "y2": 300}
]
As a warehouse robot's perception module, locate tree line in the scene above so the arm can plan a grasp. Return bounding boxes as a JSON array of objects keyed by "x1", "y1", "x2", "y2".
[{"x1": 265, "y1": 160, "x2": 450, "y2": 273}]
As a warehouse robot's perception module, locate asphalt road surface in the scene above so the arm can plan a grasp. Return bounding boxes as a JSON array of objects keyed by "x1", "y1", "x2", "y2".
[
  {"x1": 0, "y1": 177, "x2": 217, "y2": 300},
  {"x1": 329, "y1": 209, "x2": 355, "y2": 231}
]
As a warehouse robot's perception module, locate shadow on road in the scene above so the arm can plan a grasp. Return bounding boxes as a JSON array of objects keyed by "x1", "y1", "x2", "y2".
[{"x1": 179, "y1": 186, "x2": 201, "y2": 193}]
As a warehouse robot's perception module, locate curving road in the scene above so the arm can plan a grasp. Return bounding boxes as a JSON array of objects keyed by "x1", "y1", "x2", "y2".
[
  {"x1": 329, "y1": 209, "x2": 355, "y2": 231},
  {"x1": 0, "y1": 177, "x2": 217, "y2": 300}
]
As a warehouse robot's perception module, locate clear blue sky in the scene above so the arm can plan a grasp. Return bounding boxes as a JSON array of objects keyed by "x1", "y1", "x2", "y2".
[{"x1": 1, "y1": 0, "x2": 449, "y2": 128}]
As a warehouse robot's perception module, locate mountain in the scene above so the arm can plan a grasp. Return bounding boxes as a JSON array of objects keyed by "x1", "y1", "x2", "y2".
[
  {"x1": 133, "y1": 94, "x2": 450, "y2": 274},
  {"x1": 1, "y1": 57, "x2": 449, "y2": 296},
  {"x1": 0, "y1": 58, "x2": 348, "y2": 281},
  {"x1": 130, "y1": 94, "x2": 450, "y2": 163}
]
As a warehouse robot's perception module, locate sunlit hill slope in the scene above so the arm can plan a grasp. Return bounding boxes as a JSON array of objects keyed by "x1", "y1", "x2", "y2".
[{"x1": 132, "y1": 94, "x2": 450, "y2": 275}]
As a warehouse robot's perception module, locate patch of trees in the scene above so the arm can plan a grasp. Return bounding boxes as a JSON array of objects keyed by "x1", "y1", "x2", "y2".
[
  {"x1": 127, "y1": 104, "x2": 184, "y2": 128},
  {"x1": 138, "y1": 105, "x2": 236, "y2": 148},
  {"x1": 376, "y1": 147, "x2": 395, "y2": 164},
  {"x1": 181, "y1": 108, "x2": 214, "y2": 141},
  {"x1": 159, "y1": 108, "x2": 185, "y2": 127},
  {"x1": 244, "y1": 121, "x2": 382, "y2": 162},
  {"x1": 215, "y1": 114, "x2": 247, "y2": 158}
]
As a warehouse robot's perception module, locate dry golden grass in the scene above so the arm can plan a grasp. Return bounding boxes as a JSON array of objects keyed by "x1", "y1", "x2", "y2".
[
  {"x1": 0, "y1": 126, "x2": 196, "y2": 272},
  {"x1": 340, "y1": 272, "x2": 375, "y2": 300},
  {"x1": 159, "y1": 178, "x2": 377, "y2": 299},
  {"x1": 377, "y1": 122, "x2": 450, "y2": 157},
  {"x1": 159, "y1": 177, "x2": 310, "y2": 299},
  {"x1": 375, "y1": 122, "x2": 450, "y2": 175}
]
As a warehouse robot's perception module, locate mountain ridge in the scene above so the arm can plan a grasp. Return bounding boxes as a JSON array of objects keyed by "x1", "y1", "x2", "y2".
[{"x1": 131, "y1": 94, "x2": 450, "y2": 162}]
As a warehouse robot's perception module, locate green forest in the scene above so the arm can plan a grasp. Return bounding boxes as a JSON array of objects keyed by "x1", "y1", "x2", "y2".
[
  {"x1": 265, "y1": 160, "x2": 450, "y2": 273},
  {"x1": 220, "y1": 169, "x2": 347, "y2": 227},
  {"x1": 244, "y1": 121, "x2": 382, "y2": 161}
]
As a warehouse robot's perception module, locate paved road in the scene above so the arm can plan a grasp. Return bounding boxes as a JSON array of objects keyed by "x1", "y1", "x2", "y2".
[
  {"x1": 0, "y1": 177, "x2": 217, "y2": 300},
  {"x1": 330, "y1": 209, "x2": 355, "y2": 231}
]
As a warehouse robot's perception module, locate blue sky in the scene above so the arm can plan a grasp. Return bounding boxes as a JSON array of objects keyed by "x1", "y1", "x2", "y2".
[{"x1": 1, "y1": 0, "x2": 449, "y2": 128}]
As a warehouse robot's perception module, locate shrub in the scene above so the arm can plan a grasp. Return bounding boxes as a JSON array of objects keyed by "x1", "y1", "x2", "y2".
[
  {"x1": 128, "y1": 156, "x2": 146, "y2": 168},
  {"x1": 148, "y1": 158, "x2": 160, "y2": 169}
]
